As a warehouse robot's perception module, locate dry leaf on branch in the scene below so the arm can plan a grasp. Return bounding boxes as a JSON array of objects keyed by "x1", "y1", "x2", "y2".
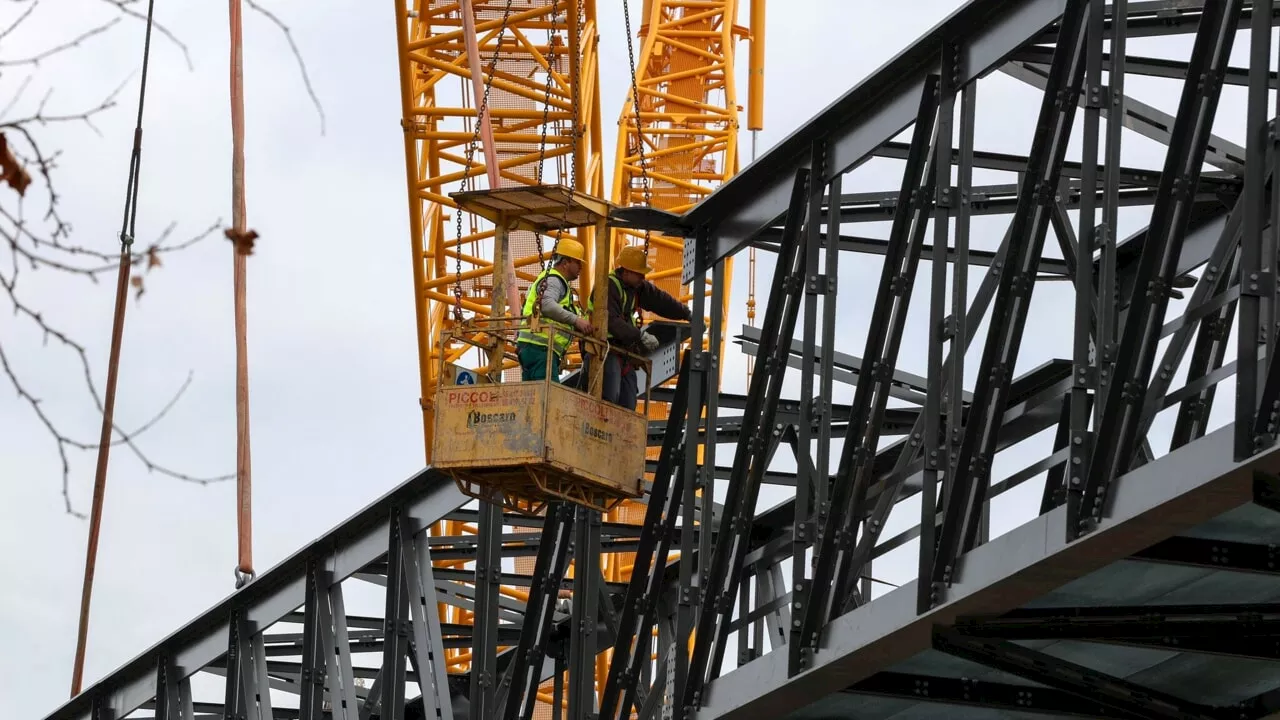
[{"x1": 0, "y1": 134, "x2": 31, "y2": 196}]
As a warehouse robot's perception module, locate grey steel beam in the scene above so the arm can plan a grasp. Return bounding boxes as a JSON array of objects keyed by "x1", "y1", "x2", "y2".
[
  {"x1": 1240, "y1": 0, "x2": 1280, "y2": 455},
  {"x1": 499, "y1": 503, "x2": 573, "y2": 720},
  {"x1": 567, "y1": 508, "x2": 602, "y2": 720},
  {"x1": 1121, "y1": 532, "x2": 1280, "y2": 576},
  {"x1": 684, "y1": 160, "x2": 813, "y2": 713},
  {"x1": 600, "y1": 356, "x2": 693, "y2": 720},
  {"x1": 738, "y1": 326, "x2": 974, "y2": 405},
  {"x1": 918, "y1": 41, "x2": 959, "y2": 618},
  {"x1": 1012, "y1": 44, "x2": 1280, "y2": 88},
  {"x1": 1098, "y1": 0, "x2": 1128, "y2": 385},
  {"x1": 1060, "y1": 0, "x2": 1107, "y2": 552},
  {"x1": 828, "y1": 181, "x2": 1222, "y2": 223},
  {"x1": 693, "y1": 425, "x2": 1280, "y2": 720},
  {"x1": 932, "y1": 0, "x2": 1089, "y2": 597},
  {"x1": 1080, "y1": 0, "x2": 1242, "y2": 534},
  {"x1": 675, "y1": 244, "x2": 712, "y2": 713},
  {"x1": 44, "y1": 472, "x2": 467, "y2": 720},
  {"x1": 702, "y1": 260, "x2": 726, "y2": 590},
  {"x1": 846, "y1": 671, "x2": 1133, "y2": 718},
  {"x1": 871, "y1": 141, "x2": 1242, "y2": 195},
  {"x1": 795, "y1": 75, "x2": 942, "y2": 673},
  {"x1": 933, "y1": 630, "x2": 1224, "y2": 720},
  {"x1": 680, "y1": 0, "x2": 1070, "y2": 282},
  {"x1": 380, "y1": 512, "x2": 411, "y2": 719},
  {"x1": 1001, "y1": 59, "x2": 1247, "y2": 174},
  {"x1": 751, "y1": 229, "x2": 1069, "y2": 275},
  {"x1": 793, "y1": 140, "x2": 830, "y2": 677},
  {"x1": 297, "y1": 561, "x2": 325, "y2": 720}
]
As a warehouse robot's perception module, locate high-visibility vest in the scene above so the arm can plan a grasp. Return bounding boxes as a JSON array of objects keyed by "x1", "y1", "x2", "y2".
[
  {"x1": 587, "y1": 272, "x2": 640, "y2": 339},
  {"x1": 518, "y1": 268, "x2": 579, "y2": 356}
]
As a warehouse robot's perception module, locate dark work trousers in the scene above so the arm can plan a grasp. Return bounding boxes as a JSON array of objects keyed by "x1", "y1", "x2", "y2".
[
  {"x1": 517, "y1": 342, "x2": 562, "y2": 382},
  {"x1": 585, "y1": 352, "x2": 639, "y2": 410}
]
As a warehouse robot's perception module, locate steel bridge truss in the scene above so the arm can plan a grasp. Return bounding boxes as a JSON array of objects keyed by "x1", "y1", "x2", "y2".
[{"x1": 41, "y1": 1, "x2": 1280, "y2": 719}]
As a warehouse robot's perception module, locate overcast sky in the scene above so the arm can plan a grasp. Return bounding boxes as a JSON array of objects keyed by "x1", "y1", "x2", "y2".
[{"x1": 1, "y1": 2, "x2": 1262, "y2": 718}]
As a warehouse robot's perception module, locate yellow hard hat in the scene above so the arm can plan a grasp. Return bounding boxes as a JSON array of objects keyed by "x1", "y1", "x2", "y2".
[
  {"x1": 615, "y1": 245, "x2": 653, "y2": 275},
  {"x1": 555, "y1": 238, "x2": 586, "y2": 263}
]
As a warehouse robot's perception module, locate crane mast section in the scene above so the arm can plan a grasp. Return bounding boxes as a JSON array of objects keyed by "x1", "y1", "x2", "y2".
[
  {"x1": 393, "y1": 0, "x2": 604, "y2": 675},
  {"x1": 395, "y1": 0, "x2": 604, "y2": 461},
  {"x1": 612, "y1": 0, "x2": 746, "y2": 308}
]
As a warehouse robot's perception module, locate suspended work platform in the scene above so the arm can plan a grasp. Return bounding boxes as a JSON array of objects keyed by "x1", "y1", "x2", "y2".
[
  {"x1": 432, "y1": 185, "x2": 649, "y2": 515},
  {"x1": 432, "y1": 368, "x2": 647, "y2": 515},
  {"x1": 450, "y1": 183, "x2": 614, "y2": 235}
]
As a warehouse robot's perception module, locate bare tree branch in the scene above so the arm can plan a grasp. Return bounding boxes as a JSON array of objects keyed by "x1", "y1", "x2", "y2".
[
  {"x1": 96, "y1": 0, "x2": 193, "y2": 70},
  {"x1": 2, "y1": 0, "x2": 324, "y2": 515},
  {"x1": 245, "y1": 0, "x2": 325, "y2": 135},
  {"x1": 0, "y1": 228, "x2": 236, "y2": 492},
  {"x1": 0, "y1": 2, "x2": 247, "y2": 516},
  {"x1": 0, "y1": 16, "x2": 121, "y2": 67},
  {"x1": 0, "y1": 0, "x2": 37, "y2": 44}
]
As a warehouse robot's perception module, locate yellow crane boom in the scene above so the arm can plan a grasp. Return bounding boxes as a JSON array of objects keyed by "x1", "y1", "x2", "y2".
[
  {"x1": 391, "y1": 0, "x2": 763, "y2": 713},
  {"x1": 394, "y1": 0, "x2": 605, "y2": 460}
]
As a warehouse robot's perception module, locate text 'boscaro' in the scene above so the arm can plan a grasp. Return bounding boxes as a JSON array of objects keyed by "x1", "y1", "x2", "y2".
[
  {"x1": 581, "y1": 421, "x2": 613, "y2": 443},
  {"x1": 468, "y1": 410, "x2": 516, "y2": 428}
]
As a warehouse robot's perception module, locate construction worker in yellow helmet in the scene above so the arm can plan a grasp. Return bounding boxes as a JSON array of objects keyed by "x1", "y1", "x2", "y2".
[
  {"x1": 517, "y1": 238, "x2": 594, "y2": 382},
  {"x1": 585, "y1": 244, "x2": 692, "y2": 410}
]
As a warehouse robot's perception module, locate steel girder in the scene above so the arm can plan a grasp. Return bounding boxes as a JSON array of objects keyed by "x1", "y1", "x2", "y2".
[
  {"x1": 45, "y1": 475, "x2": 469, "y2": 720},
  {"x1": 695, "y1": 432, "x2": 1280, "y2": 720},
  {"x1": 667, "y1": 0, "x2": 1280, "y2": 718},
  {"x1": 43, "y1": 2, "x2": 1280, "y2": 720}
]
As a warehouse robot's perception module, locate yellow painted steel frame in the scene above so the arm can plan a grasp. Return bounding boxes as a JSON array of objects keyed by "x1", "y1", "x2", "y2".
[
  {"x1": 395, "y1": 0, "x2": 604, "y2": 457},
  {"x1": 393, "y1": 0, "x2": 604, "y2": 682},
  {"x1": 394, "y1": 0, "x2": 753, "y2": 713}
]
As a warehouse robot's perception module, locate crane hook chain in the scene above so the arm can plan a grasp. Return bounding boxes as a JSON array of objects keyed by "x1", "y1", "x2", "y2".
[
  {"x1": 453, "y1": 0, "x2": 516, "y2": 322},
  {"x1": 533, "y1": 26, "x2": 559, "y2": 305},
  {"x1": 539, "y1": 0, "x2": 584, "y2": 310},
  {"x1": 623, "y1": 0, "x2": 653, "y2": 263},
  {"x1": 552, "y1": 0, "x2": 583, "y2": 241}
]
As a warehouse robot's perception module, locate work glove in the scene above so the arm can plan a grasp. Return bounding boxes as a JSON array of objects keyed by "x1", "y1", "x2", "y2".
[{"x1": 640, "y1": 331, "x2": 660, "y2": 352}]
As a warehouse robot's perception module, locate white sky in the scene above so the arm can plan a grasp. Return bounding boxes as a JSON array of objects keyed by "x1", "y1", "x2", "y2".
[{"x1": 1, "y1": 2, "x2": 1264, "y2": 718}]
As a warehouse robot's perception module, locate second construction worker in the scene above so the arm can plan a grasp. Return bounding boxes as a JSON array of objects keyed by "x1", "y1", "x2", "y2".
[
  {"x1": 588, "y1": 245, "x2": 692, "y2": 410},
  {"x1": 517, "y1": 239, "x2": 593, "y2": 382}
]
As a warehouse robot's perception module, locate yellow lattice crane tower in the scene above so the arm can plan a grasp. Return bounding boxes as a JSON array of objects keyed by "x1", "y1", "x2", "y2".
[
  {"x1": 393, "y1": 0, "x2": 606, "y2": 678},
  {"x1": 391, "y1": 0, "x2": 764, "y2": 713},
  {"x1": 393, "y1": 0, "x2": 605, "y2": 451}
]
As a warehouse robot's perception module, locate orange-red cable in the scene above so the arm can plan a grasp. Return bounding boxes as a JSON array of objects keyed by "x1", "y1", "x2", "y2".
[
  {"x1": 69, "y1": 0, "x2": 159, "y2": 697},
  {"x1": 228, "y1": 0, "x2": 256, "y2": 588}
]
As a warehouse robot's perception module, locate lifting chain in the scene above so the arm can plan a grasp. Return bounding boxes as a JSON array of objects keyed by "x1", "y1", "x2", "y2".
[
  {"x1": 532, "y1": 26, "x2": 560, "y2": 291},
  {"x1": 452, "y1": 0, "x2": 516, "y2": 322},
  {"x1": 552, "y1": 0, "x2": 583, "y2": 240},
  {"x1": 534, "y1": 31, "x2": 558, "y2": 186},
  {"x1": 534, "y1": 1, "x2": 584, "y2": 313},
  {"x1": 623, "y1": 0, "x2": 653, "y2": 263}
]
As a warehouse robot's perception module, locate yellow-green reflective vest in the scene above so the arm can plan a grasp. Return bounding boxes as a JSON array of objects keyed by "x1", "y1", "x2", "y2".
[
  {"x1": 518, "y1": 268, "x2": 579, "y2": 356},
  {"x1": 587, "y1": 272, "x2": 641, "y2": 338}
]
